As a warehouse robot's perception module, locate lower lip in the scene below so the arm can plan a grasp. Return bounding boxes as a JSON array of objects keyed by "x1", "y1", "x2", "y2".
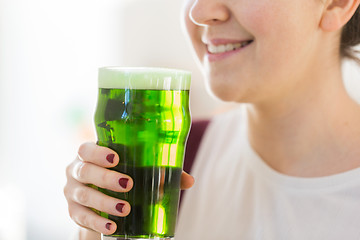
[{"x1": 205, "y1": 42, "x2": 253, "y2": 62}]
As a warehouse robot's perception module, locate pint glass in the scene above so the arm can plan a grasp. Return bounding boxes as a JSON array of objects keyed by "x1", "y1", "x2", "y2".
[{"x1": 93, "y1": 67, "x2": 191, "y2": 240}]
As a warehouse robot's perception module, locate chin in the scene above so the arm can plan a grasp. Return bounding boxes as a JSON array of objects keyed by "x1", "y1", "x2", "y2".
[
  {"x1": 207, "y1": 83, "x2": 241, "y2": 102},
  {"x1": 206, "y1": 77, "x2": 260, "y2": 103},
  {"x1": 203, "y1": 67, "x2": 243, "y2": 99}
]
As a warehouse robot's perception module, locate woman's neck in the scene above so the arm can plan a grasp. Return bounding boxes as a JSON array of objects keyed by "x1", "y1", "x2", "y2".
[{"x1": 246, "y1": 67, "x2": 360, "y2": 177}]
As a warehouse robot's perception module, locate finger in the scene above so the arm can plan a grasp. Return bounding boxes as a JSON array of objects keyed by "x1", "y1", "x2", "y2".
[
  {"x1": 72, "y1": 160, "x2": 133, "y2": 192},
  {"x1": 180, "y1": 171, "x2": 195, "y2": 190},
  {"x1": 68, "y1": 201, "x2": 117, "y2": 235},
  {"x1": 78, "y1": 142, "x2": 119, "y2": 167},
  {"x1": 69, "y1": 183, "x2": 131, "y2": 217}
]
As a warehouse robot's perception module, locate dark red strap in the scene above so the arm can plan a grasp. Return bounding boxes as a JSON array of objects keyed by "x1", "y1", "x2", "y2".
[
  {"x1": 180, "y1": 119, "x2": 210, "y2": 207},
  {"x1": 183, "y1": 120, "x2": 210, "y2": 174}
]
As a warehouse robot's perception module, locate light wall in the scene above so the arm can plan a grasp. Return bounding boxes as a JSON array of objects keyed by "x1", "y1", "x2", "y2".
[{"x1": 0, "y1": 0, "x2": 226, "y2": 239}]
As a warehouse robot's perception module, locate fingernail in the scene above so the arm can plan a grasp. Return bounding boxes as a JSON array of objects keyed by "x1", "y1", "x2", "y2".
[
  {"x1": 119, "y1": 178, "x2": 129, "y2": 189},
  {"x1": 116, "y1": 203, "x2": 125, "y2": 213},
  {"x1": 106, "y1": 154, "x2": 115, "y2": 163},
  {"x1": 105, "y1": 222, "x2": 111, "y2": 230}
]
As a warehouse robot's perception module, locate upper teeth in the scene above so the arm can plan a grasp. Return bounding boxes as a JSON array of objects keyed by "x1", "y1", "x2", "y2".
[{"x1": 207, "y1": 41, "x2": 252, "y2": 54}]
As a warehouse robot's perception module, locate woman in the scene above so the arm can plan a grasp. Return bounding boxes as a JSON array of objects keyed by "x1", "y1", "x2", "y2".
[{"x1": 64, "y1": 0, "x2": 360, "y2": 239}]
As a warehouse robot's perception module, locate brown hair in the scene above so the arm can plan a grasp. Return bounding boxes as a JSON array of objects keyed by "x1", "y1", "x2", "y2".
[{"x1": 341, "y1": 6, "x2": 360, "y2": 63}]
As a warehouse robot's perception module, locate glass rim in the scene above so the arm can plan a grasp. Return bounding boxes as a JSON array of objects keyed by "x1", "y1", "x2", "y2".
[{"x1": 98, "y1": 66, "x2": 191, "y2": 90}]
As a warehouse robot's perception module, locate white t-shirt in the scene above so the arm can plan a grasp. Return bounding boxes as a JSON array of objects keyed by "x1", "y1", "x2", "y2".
[{"x1": 176, "y1": 105, "x2": 360, "y2": 240}]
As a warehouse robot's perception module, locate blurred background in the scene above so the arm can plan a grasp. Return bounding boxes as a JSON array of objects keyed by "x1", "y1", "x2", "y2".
[{"x1": 0, "y1": 0, "x2": 359, "y2": 239}]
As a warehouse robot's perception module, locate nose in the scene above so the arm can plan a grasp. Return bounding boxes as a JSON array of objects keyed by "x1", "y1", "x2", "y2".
[{"x1": 189, "y1": 0, "x2": 230, "y2": 26}]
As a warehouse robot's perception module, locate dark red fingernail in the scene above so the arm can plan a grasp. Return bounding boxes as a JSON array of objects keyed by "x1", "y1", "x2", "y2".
[
  {"x1": 119, "y1": 178, "x2": 129, "y2": 189},
  {"x1": 106, "y1": 154, "x2": 115, "y2": 163},
  {"x1": 116, "y1": 203, "x2": 125, "y2": 213},
  {"x1": 105, "y1": 222, "x2": 111, "y2": 230}
]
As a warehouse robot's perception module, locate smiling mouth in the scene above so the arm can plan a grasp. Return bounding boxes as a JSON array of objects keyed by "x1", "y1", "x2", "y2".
[{"x1": 207, "y1": 40, "x2": 254, "y2": 54}]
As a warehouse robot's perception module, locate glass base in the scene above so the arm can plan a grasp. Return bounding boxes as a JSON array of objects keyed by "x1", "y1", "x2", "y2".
[{"x1": 102, "y1": 236, "x2": 174, "y2": 240}]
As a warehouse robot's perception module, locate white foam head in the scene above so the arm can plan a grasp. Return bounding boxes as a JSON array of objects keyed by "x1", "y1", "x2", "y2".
[{"x1": 98, "y1": 67, "x2": 191, "y2": 90}]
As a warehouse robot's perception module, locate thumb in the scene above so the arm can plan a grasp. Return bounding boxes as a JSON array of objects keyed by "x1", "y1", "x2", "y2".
[{"x1": 180, "y1": 171, "x2": 195, "y2": 190}]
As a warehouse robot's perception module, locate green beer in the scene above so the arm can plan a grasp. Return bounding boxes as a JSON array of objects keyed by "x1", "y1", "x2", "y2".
[{"x1": 93, "y1": 67, "x2": 191, "y2": 240}]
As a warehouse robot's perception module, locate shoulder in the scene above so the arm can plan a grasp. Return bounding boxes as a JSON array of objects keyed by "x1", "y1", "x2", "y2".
[{"x1": 184, "y1": 105, "x2": 246, "y2": 172}]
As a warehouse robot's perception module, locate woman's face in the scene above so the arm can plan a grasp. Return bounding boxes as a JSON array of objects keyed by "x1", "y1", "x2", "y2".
[{"x1": 183, "y1": 0, "x2": 327, "y2": 103}]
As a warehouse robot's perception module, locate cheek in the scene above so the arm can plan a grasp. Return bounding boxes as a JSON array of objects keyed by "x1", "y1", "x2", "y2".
[
  {"x1": 236, "y1": 0, "x2": 283, "y2": 34},
  {"x1": 244, "y1": 0, "x2": 319, "y2": 49},
  {"x1": 243, "y1": 1, "x2": 312, "y2": 69}
]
